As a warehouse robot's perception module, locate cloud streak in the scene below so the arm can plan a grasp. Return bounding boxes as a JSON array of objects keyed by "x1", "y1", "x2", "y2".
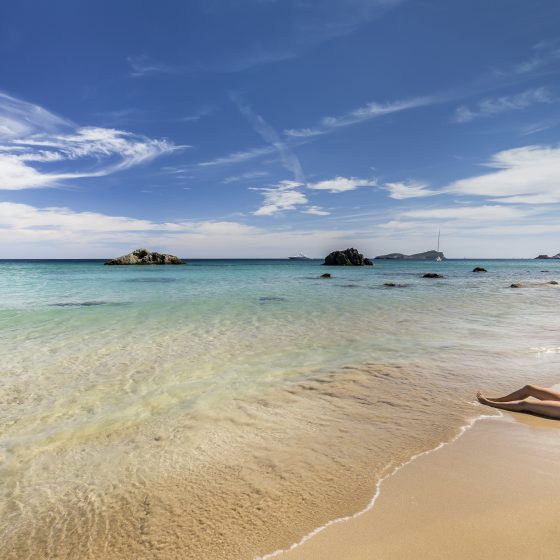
[
  {"x1": 231, "y1": 94, "x2": 305, "y2": 182},
  {"x1": 0, "y1": 93, "x2": 177, "y2": 190},
  {"x1": 307, "y1": 176, "x2": 376, "y2": 193},
  {"x1": 453, "y1": 87, "x2": 555, "y2": 123},
  {"x1": 447, "y1": 145, "x2": 560, "y2": 203},
  {"x1": 285, "y1": 96, "x2": 435, "y2": 138}
]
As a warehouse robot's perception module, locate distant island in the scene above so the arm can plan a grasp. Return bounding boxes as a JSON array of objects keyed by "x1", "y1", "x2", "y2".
[
  {"x1": 105, "y1": 248, "x2": 184, "y2": 265},
  {"x1": 374, "y1": 250, "x2": 445, "y2": 261},
  {"x1": 535, "y1": 253, "x2": 560, "y2": 259}
]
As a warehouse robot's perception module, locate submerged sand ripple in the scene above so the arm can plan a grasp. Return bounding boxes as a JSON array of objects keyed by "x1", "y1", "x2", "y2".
[{"x1": 2, "y1": 361, "x2": 477, "y2": 559}]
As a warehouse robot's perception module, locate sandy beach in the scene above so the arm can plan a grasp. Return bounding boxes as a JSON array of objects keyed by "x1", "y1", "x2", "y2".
[{"x1": 277, "y1": 411, "x2": 560, "y2": 560}]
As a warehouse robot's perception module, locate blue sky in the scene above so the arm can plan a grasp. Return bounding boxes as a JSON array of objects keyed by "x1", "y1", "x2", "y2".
[{"x1": 1, "y1": 0, "x2": 560, "y2": 258}]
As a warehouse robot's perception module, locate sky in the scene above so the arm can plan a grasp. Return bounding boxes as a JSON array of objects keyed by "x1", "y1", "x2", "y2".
[{"x1": 1, "y1": 0, "x2": 560, "y2": 258}]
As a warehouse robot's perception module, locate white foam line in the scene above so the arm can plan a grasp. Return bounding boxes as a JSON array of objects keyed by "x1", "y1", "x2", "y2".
[{"x1": 255, "y1": 409, "x2": 503, "y2": 560}]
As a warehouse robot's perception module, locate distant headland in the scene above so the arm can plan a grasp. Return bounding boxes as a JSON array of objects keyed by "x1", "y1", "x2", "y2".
[
  {"x1": 374, "y1": 250, "x2": 445, "y2": 261},
  {"x1": 535, "y1": 253, "x2": 560, "y2": 259},
  {"x1": 105, "y1": 248, "x2": 184, "y2": 265}
]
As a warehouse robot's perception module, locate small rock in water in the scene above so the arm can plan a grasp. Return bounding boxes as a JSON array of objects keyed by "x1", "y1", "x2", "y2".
[
  {"x1": 384, "y1": 282, "x2": 397, "y2": 287},
  {"x1": 510, "y1": 283, "x2": 523, "y2": 288},
  {"x1": 472, "y1": 267, "x2": 487, "y2": 273},
  {"x1": 320, "y1": 273, "x2": 332, "y2": 278},
  {"x1": 541, "y1": 270, "x2": 550, "y2": 272},
  {"x1": 423, "y1": 273, "x2": 444, "y2": 279},
  {"x1": 549, "y1": 281, "x2": 558, "y2": 285},
  {"x1": 259, "y1": 296, "x2": 286, "y2": 302}
]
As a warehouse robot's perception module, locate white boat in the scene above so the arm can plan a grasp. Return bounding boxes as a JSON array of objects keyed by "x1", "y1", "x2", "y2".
[
  {"x1": 435, "y1": 230, "x2": 442, "y2": 261},
  {"x1": 288, "y1": 253, "x2": 311, "y2": 261}
]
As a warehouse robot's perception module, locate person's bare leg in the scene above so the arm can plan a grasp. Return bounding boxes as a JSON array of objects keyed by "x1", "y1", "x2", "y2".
[
  {"x1": 477, "y1": 393, "x2": 560, "y2": 419},
  {"x1": 482, "y1": 384, "x2": 560, "y2": 402},
  {"x1": 477, "y1": 393, "x2": 525, "y2": 412}
]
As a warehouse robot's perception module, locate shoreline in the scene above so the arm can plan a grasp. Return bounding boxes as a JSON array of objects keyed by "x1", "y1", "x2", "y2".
[
  {"x1": 273, "y1": 411, "x2": 560, "y2": 560},
  {"x1": 256, "y1": 408, "x2": 500, "y2": 559}
]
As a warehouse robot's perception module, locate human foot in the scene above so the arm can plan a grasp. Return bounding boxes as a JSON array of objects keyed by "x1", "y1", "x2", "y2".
[{"x1": 476, "y1": 391, "x2": 492, "y2": 405}]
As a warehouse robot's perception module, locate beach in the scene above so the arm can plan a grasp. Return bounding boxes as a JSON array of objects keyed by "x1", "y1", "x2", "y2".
[
  {"x1": 278, "y1": 412, "x2": 560, "y2": 560},
  {"x1": 1, "y1": 259, "x2": 560, "y2": 559}
]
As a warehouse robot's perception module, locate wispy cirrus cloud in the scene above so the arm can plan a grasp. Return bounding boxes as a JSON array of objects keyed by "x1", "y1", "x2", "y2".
[
  {"x1": 222, "y1": 170, "x2": 269, "y2": 183},
  {"x1": 513, "y1": 40, "x2": 560, "y2": 75},
  {"x1": 453, "y1": 87, "x2": 555, "y2": 123},
  {"x1": 127, "y1": 54, "x2": 183, "y2": 77},
  {"x1": 198, "y1": 145, "x2": 275, "y2": 167},
  {"x1": 285, "y1": 96, "x2": 435, "y2": 138},
  {"x1": 0, "y1": 92, "x2": 178, "y2": 190},
  {"x1": 231, "y1": 93, "x2": 305, "y2": 182}
]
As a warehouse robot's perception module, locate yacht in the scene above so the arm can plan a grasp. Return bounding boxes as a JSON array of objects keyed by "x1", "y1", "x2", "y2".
[{"x1": 288, "y1": 253, "x2": 311, "y2": 261}]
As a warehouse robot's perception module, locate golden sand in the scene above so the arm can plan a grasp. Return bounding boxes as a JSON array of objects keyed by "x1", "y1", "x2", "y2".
[{"x1": 278, "y1": 413, "x2": 560, "y2": 560}]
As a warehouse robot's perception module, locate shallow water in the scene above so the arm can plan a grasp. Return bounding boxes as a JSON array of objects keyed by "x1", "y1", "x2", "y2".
[{"x1": 1, "y1": 259, "x2": 559, "y2": 559}]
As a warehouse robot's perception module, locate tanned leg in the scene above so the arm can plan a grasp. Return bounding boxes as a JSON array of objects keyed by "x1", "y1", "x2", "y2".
[
  {"x1": 477, "y1": 393, "x2": 560, "y2": 420},
  {"x1": 482, "y1": 384, "x2": 560, "y2": 402}
]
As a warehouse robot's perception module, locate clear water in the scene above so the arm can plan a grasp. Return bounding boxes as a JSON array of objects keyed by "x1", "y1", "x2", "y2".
[{"x1": 1, "y1": 259, "x2": 559, "y2": 559}]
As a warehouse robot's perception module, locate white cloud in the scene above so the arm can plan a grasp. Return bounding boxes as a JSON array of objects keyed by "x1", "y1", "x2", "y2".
[
  {"x1": 302, "y1": 206, "x2": 330, "y2": 216},
  {"x1": 513, "y1": 41, "x2": 560, "y2": 75},
  {"x1": 447, "y1": 145, "x2": 560, "y2": 203},
  {"x1": 284, "y1": 127, "x2": 323, "y2": 138},
  {"x1": 453, "y1": 87, "x2": 555, "y2": 123},
  {"x1": 0, "y1": 93, "x2": 177, "y2": 190},
  {"x1": 252, "y1": 180, "x2": 307, "y2": 216},
  {"x1": 384, "y1": 180, "x2": 437, "y2": 199},
  {"x1": 0, "y1": 200, "x2": 368, "y2": 259},
  {"x1": 222, "y1": 170, "x2": 270, "y2": 183},
  {"x1": 285, "y1": 96, "x2": 434, "y2": 138},
  {"x1": 307, "y1": 176, "x2": 376, "y2": 193},
  {"x1": 401, "y1": 205, "x2": 530, "y2": 221}
]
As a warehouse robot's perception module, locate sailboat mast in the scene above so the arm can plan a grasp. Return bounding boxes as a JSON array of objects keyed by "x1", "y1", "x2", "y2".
[{"x1": 437, "y1": 229, "x2": 440, "y2": 252}]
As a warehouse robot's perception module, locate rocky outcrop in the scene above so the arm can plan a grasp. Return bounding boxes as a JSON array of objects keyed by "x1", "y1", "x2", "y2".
[
  {"x1": 423, "y1": 273, "x2": 444, "y2": 279},
  {"x1": 473, "y1": 267, "x2": 487, "y2": 272},
  {"x1": 375, "y1": 250, "x2": 445, "y2": 260},
  {"x1": 105, "y1": 248, "x2": 184, "y2": 265},
  {"x1": 323, "y1": 248, "x2": 373, "y2": 266},
  {"x1": 535, "y1": 253, "x2": 560, "y2": 259},
  {"x1": 320, "y1": 273, "x2": 332, "y2": 278}
]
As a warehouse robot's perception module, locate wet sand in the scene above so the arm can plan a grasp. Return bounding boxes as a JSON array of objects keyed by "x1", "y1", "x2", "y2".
[{"x1": 278, "y1": 412, "x2": 560, "y2": 560}]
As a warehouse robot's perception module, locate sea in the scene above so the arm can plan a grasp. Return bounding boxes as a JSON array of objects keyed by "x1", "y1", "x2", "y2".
[{"x1": 1, "y1": 258, "x2": 559, "y2": 559}]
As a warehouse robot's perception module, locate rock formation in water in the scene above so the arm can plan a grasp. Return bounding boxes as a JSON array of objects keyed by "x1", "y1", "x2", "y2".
[
  {"x1": 323, "y1": 248, "x2": 373, "y2": 266},
  {"x1": 375, "y1": 250, "x2": 445, "y2": 260},
  {"x1": 423, "y1": 273, "x2": 444, "y2": 278},
  {"x1": 105, "y1": 248, "x2": 184, "y2": 265},
  {"x1": 473, "y1": 267, "x2": 487, "y2": 272}
]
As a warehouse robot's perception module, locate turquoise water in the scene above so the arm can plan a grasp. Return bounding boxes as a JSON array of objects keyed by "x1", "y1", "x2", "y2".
[{"x1": 1, "y1": 259, "x2": 560, "y2": 559}]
